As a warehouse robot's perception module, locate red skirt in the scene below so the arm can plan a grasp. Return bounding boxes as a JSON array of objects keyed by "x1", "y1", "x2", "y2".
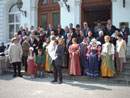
[
  {"x1": 68, "y1": 53, "x2": 81, "y2": 75},
  {"x1": 37, "y1": 64, "x2": 43, "y2": 72},
  {"x1": 27, "y1": 59, "x2": 36, "y2": 75}
]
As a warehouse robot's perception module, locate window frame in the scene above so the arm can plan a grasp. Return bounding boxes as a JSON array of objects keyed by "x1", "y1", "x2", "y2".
[{"x1": 8, "y1": 5, "x2": 21, "y2": 39}]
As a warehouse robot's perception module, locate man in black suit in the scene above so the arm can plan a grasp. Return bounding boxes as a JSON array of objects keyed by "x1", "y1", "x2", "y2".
[
  {"x1": 18, "y1": 35, "x2": 24, "y2": 45},
  {"x1": 69, "y1": 23, "x2": 75, "y2": 33},
  {"x1": 65, "y1": 33, "x2": 72, "y2": 68},
  {"x1": 18, "y1": 26, "x2": 25, "y2": 35},
  {"x1": 0, "y1": 42, "x2": 6, "y2": 52},
  {"x1": 120, "y1": 22, "x2": 129, "y2": 35},
  {"x1": 83, "y1": 22, "x2": 90, "y2": 37},
  {"x1": 51, "y1": 40, "x2": 64, "y2": 84},
  {"x1": 107, "y1": 19, "x2": 116, "y2": 33},
  {"x1": 105, "y1": 24, "x2": 115, "y2": 36},
  {"x1": 78, "y1": 30, "x2": 84, "y2": 43},
  {"x1": 69, "y1": 28, "x2": 77, "y2": 39},
  {"x1": 28, "y1": 34, "x2": 37, "y2": 47},
  {"x1": 47, "y1": 24, "x2": 57, "y2": 37},
  {"x1": 64, "y1": 26, "x2": 69, "y2": 40}
]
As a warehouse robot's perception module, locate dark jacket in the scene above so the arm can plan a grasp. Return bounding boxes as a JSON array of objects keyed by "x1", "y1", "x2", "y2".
[
  {"x1": 28, "y1": 38, "x2": 37, "y2": 47},
  {"x1": 0, "y1": 46, "x2": 6, "y2": 52},
  {"x1": 96, "y1": 36, "x2": 105, "y2": 45},
  {"x1": 78, "y1": 36, "x2": 84, "y2": 44},
  {"x1": 47, "y1": 29, "x2": 57, "y2": 37},
  {"x1": 55, "y1": 45, "x2": 64, "y2": 66},
  {"x1": 105, "y1": 29, "x2": 114, "y2": 36},
  {"x1": 34, "y1": 40, "x2": 43, "y2": 55},
  {"x1": 120, "y1": 27, "x2": 130, "y2": 35}
]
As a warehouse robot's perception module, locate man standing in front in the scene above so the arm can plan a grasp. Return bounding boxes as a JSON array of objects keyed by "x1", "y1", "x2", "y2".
[
  {"x1": 51, "y1": 40, "x2": 64, "y2": 84},
  {"x1": 8, "y1": 37, "x2": 23, "y2": 77}
]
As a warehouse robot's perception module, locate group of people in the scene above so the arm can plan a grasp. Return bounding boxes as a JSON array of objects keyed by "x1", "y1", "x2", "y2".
[{"x1": 4, "y1": 19, "x2": 129, "y2": 84}]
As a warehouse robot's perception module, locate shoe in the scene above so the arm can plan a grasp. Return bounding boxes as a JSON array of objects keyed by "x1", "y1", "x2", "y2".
[
  {"x1": 58, "y1": 81, "x2": 62, "y2": 84},
  {"x1": 51, "y1": 80, "x2": 57, "y2": 83},
  {"x1": 40, "y1": 75, "x2": 44, "y2": 79},
  {"x1": 13, "y1": 74, "x2": 17, "y2": 78},
  {"x1": 18, "y1": 74, "x2": 23, "y2": 77}
]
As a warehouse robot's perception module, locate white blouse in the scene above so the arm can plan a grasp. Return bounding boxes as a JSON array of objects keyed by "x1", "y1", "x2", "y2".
[
  {"x1": 116, "y1": 39, "x2": 124, "y2": 53},
  {"x1": 102, "y1": 42, "x2": 115, "y2": 55},
  {"x1": 28, "y1": 54, "x2": 35, "y2": 60}
]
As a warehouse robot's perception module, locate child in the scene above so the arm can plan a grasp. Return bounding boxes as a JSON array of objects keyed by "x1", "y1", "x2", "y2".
[
  {"x1": 27, "y1": 47, "x2": 36, "y2": 78},
  {"x1": 36, "y1": 49, "x2": 44, "y2": 78}
]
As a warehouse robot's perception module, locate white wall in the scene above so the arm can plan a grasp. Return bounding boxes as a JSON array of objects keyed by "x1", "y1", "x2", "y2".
[
  {"x1": 20, "y1": 0, "x2": 31, "y2": 29},
  {"x1": 59, "y1": 0, "x2": 82, "y2": 28},
  {"x1": 112, "y1": 0, "x2": 130, "y2": 56},
  {"x1": 21, "y1": 0, "x2": 38, "y2": 30},
  {"x1": 112, "y1": 0, "x2": 130, "y2": 28}
]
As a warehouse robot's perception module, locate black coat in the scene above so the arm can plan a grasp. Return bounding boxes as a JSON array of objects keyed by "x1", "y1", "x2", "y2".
[
  {"x1": 55, "y1": 45, "x2": 64, "y2": 66},
  {"x1": 28, "y1": 39, "x2": 37, "y2": 47},
  {"x1": 0, "y1": 46, "x2": 6, "y2": 52},
  {"x1": 47, "y1": 29, "x2": 57, "y2": 37},
  {"x1": 96, "y1": 36, "x2": 105, "y2": 45},
  {"x1": 34, "y1": 40, "x2": 43, "y2": 55},
  {"x1": 78, "y1": 36, "x2": 84, "y2": 44},
  {"x1": 120, "y1": 27, "x2": 130, "y2": 35},
  {"x1": 105, "y1": 29, "x2": 115, "y2": 36}
]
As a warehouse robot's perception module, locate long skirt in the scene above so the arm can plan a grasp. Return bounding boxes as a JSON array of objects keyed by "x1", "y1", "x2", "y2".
[
  {"x1": 101, "y1": 55, "x2": 115, "y2": 77},
  {"x1": 45, "y1": 52, "x2": 53, "y2": 72},
  {"x1": 68, "y1": 54, "x2": 81, "y2": 75},
  {"x1": 85, "y1": 54, "x2": 99, "y2": 78},
  {"x1": 27, "y1": 59, "x2": 36, "y2": 75}
]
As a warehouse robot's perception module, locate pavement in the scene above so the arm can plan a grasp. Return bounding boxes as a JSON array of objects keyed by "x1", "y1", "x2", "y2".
[{"x1": 0, "y1": 74, "x2": 130, "y2": 98}]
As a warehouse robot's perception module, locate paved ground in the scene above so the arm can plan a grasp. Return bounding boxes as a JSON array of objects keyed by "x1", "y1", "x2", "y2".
[{"x1": 0, "y1": 74, "x2": 130, "y2": 98}]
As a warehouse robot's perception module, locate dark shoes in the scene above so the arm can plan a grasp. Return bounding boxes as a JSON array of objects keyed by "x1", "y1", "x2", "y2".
[
  {"x1": 51, "y1": 80, "x2": 57, "y2": 83},
  {"x1": 18, "y1": 74, "x2": 23, "y2": 77},
  {"x1": 13, "y1": 74, "x2": 23, "y2": 78},
  {"x1": 58, "y1": 81, "x2": 62, "y2": 84},
  {"x1": 13, "y1": 74, "x2": 17, "y2": 77},
  {"x1": 51, "y1": 80, "x2": 62, "y2": 84}
]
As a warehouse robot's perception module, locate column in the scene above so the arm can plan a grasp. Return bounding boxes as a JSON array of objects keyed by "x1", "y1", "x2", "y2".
[
  {"x1": 58, "y1": 0, "x2": 82, "y2": 28},
  {"x1": 30, "y1": 0, "x2": 38, "y2": 30}
]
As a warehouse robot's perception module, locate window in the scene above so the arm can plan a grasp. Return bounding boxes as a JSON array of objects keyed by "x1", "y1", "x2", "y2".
[
  {"x1": 52, "y1": 13, "x2": 60, "y2": 29},
  {"x1": 53, "y1": 0, "x2": 58, "y2": 3},
  {"x1": 42, "y1": 0, "x2": 47, "y2": 4},
  {"x1": 8, "y1": 5, "x2": 21, "y2": 39},
  {"x1": 41, "y1": 14, "x2": 48, "y2": 30}
]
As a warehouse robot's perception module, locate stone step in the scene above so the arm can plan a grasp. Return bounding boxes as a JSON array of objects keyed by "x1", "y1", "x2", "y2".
[
  {"x1": 121, "y1": 72, "x2": 130, "y2": 76},
  {"x1": 4, "y1": 64, "x2": 130, "y2": 84},
  {"x1": 3, "y1": 69, "x2": 130, "y2": 84},
  {"x1": 123, "y1": 66, "x2": 130, "y2": 70}
]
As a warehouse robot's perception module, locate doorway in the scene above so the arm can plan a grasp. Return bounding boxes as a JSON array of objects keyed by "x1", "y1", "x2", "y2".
[
  {"x1": 81, "y1": 0, "x2": 112, "y2": 29},
  {"x1": 38, "y1": 0, "x2": 60, "y2": 30}
]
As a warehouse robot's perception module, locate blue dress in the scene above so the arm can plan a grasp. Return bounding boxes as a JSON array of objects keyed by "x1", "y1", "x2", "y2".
[{"x1": 85, "y1": 45, "x2": 101, "y2": 78}]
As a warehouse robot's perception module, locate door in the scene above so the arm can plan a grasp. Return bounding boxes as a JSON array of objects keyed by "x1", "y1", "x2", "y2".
[
  {"x1": 81, "y1": 0, "x2": 112, "y2": 28},
  {"x1": 38, "y1": 0, "x2": 60, "y2": 30}
]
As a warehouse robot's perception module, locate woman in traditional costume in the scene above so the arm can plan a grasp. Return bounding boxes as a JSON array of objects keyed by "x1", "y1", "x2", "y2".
[
  {"x1": 79, "y1": 37, "x2": 88, "y2": 75},
  {"x1": 101, "y1": 35, "x2": 115, "y2": 77},
  {"x1": 68, "y1": 38, "x2": 81, "y2": 76},
  {"x1": 85, "y1": 39, "x2": 101, "y2": 78}
]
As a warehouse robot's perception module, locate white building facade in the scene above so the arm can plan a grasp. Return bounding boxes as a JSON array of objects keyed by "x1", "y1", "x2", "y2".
[{"x1": 0, "y1": 0, "x2": 130, "y2": 55}]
